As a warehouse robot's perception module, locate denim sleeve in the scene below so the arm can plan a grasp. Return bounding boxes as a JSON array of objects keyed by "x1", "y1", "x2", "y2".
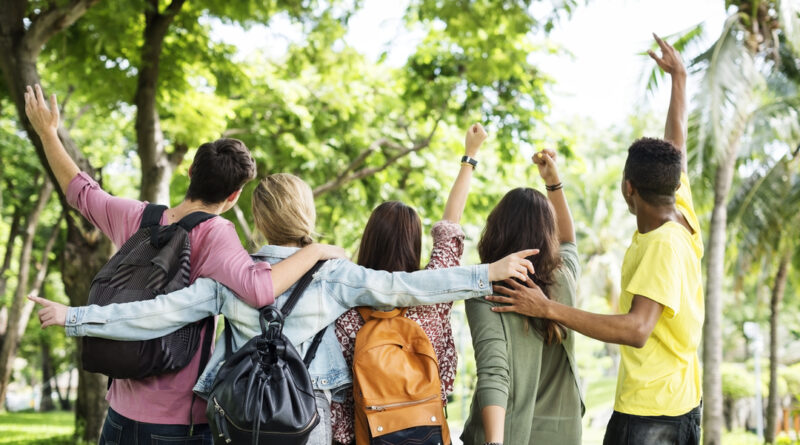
[
  {"x1": 64, "y1": 278, "x2": 222, "y2": 340},
  {"x1": 320, "y1": 260, "x2": 490, "y2": 310}
]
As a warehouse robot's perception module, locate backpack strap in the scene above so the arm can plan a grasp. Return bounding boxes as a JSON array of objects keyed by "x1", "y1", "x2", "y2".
[
  {"x1": 279, "y1": 260, "x2": 327, "y2": 318},
  {"x1": 177, "y1": 211, "x2": 216, "y2": 232},
  {"x1": 302, "y1": 329, "x2": 327, "y2": 368},
  {"x1": 223, "y1": 317, "x2": 234, "y2": 361},
  {"x1": 188, "y1": 316, "x2": 215, "y2": 435},
  {"x1": 280, "y1": 260, "x2": 327, "y2": 368},
  {"x1": 140, "y1": 204, "x2": 167, "y2": 229}
]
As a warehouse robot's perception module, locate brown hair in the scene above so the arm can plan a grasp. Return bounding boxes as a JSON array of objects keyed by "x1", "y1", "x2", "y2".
[
  {"x1": 357, "y1": 201, "x2": 421, "y2": 273},
  {"x1": 186, "y1": 138, "x2": 256, "y2": 204},
  {"x1": 478, "y1": 188, "x2": 566, "y2": 344},
  {"x1": 251, "y1": 173, "x2": 317, "y2": 247}
]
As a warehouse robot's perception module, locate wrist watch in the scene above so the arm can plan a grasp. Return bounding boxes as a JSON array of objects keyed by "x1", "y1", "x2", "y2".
[{"x1": 461, "y1": 155, "x2": 478, "y2": 168}]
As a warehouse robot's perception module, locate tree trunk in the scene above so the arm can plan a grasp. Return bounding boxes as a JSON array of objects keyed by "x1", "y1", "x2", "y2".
[
  {"x1": 0, "y1": 205, "x2": 22, "y2": 302},
  {"x1": 0, "y1": 1, "x2": 107, "y2": 440},
  {"x1": 702, "y1": 143, "x2": 740, "y2": 445},
  {"x1": 765, "y1": 251, "x2": 791, "y2": 443},
  {"x1": 0, "y1": 205, "x2": 22, "y2": 338},
  {"x1": 62, "y1": 220, "x2": 112, "y2": 439},
  {"x1": 40, "y1": 338, "x2": 56, "y2": 412},
  {"x1": 0, "y1": 178, "x2": 53, "y2": 407},
  {"x1": 135, "y1": 0, "x2": 187, "y2": 204}
]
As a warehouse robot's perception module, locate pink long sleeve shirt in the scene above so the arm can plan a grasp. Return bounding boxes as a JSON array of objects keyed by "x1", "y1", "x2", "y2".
[{"x1": 67, "y1": 172, "x2": 274, "y2": 425}]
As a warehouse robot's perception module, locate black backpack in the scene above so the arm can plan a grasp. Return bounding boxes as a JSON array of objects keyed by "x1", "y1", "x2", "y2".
[
  {"x1": 208, "y1": 261, "x2": 327, "y2": 445},
  {"x1": 81, "y1": 204, "x2": 216, "y2": 379}
]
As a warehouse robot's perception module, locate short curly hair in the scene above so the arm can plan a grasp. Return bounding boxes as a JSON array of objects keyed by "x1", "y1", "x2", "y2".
[{"x1": 623, "y1": 137, "x2": 682, "y2": 205}]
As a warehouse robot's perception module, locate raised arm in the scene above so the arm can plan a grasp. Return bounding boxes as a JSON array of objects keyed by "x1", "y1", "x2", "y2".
[
  {"x1": 650, "y1": 34, "x2": 688, "y2": 172},
  {"x1": 442, "y1": 123, "x2": 487, "y2": 223},
  {"x1": 533, "y1": 149, "x2": 575, "y2": 243},
  {"x1": 24, "y1": 85, "x2": 80, "y2": 193}
]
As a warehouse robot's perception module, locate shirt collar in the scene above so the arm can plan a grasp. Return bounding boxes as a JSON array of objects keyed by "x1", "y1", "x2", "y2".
[{"x1": 252, "y1": 244, "x2": 301, "y2": 261}]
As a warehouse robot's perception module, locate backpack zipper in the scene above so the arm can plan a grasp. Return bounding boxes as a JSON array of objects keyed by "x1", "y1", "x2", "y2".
[
  {"x1": 365, "y1": 394, "x2": 438, "y2": 412},
  {"x1": 212, "y1": 397, "x2": 319, "y2": 436},
  {"x1": 212, "y1": 398, "x2": 232, "y2": 443}
]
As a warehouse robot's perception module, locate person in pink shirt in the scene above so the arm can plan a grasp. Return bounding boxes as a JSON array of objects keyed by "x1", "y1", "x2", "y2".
[{"x1": 24, "y1": 84, "x2": 343, "y2": 443}]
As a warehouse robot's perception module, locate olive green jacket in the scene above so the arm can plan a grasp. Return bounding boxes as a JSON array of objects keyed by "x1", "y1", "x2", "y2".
[{"x1": 461, "y1": 243, "x2": 585, "y2": 445}]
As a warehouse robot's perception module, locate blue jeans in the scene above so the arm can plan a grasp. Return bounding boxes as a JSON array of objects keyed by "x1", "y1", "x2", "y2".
[
  {"x1": 98, "y1": 407, "x2": 212, "y2": 445},
  {"x1": 603, "y1": 404, "x2": 701, "y2": 445}
]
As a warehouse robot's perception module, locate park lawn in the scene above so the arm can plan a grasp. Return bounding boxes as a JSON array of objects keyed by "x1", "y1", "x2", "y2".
[
  {"x1": 0, "y1": 410, "x2": 73, "y2": 444},
  {"x1": 0, "y1": 404, "x2": 777, "y2": 445}
]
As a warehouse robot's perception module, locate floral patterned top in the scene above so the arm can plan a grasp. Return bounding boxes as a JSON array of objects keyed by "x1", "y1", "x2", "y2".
[{"x1": 331, "y1": 220, "x2": 465, "y2": 444}]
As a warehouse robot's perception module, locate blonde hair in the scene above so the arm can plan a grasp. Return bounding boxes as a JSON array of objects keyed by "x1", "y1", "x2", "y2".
[{"x1": 252, "y1": 173, "x2": 317, "y2": 247}]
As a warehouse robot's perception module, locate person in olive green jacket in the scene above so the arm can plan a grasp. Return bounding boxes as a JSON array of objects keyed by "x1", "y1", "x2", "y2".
[{"x1": 461, "y1": 149, "x2": 584, "y2": 445}]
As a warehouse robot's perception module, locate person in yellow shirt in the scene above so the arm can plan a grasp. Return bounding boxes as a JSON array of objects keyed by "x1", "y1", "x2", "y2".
[{"x1": 486, "y1": 34, "x2": 703, "y2": 445}]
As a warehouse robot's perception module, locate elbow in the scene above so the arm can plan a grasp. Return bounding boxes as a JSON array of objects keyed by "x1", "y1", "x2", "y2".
[{"x1": 624, "y1": 325, "x2": 652, "y2": 349}]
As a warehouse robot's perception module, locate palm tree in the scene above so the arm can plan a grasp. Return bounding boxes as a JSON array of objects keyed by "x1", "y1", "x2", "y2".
[{"x1": 728, "y1": 142, "x2": 800, "y2": 443}]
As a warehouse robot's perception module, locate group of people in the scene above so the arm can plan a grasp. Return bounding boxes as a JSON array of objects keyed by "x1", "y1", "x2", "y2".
[{"x1": 24, "y1": 34, "x2": 703, "y2": 445}]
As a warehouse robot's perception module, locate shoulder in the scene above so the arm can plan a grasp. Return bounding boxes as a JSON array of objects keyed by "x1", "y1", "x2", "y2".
[
  {"x1": 557, "y1": 242, "x2": 580, "y2": 280},
  {"x1": 191, "y1": 216, "x2": 237, "y2": 242},
  {"x1": 550, "y1": 266, "x2": 578, "y2": 307}
]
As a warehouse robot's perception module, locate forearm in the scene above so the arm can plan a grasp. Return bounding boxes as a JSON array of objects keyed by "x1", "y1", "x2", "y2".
[
  {"x1": 544, "y1": 301, "x2": 649, "y2": 348},
  {"x1": 271, "y1": 245, "x2": 323, "y2": 296},
  {"x1": 546, "y1": 186, "x2": 575, "y2": 243},
  {"x1": 339, "y1": 263, "x2": 491, "y2": 308},
  {"x1": 665, "y1": 74, "x2": 687, "y2": 171},
  {"x1": 39, "y1": 129, "x2": 80, "y2": 194},
  {"x1": 65, "y1": 287, "x2": 219, "y2": 340},
  {"x1": 442, "y1": 165, "x2": 474, "y2": 223},
  {"x1": 481, "y1": 405, "x2": 505, "y2": 443}
]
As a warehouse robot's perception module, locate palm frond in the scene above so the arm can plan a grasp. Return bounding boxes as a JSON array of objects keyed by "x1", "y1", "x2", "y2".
[{"x1": 642, "y1": 22, "x2": 707, "y2": 93}]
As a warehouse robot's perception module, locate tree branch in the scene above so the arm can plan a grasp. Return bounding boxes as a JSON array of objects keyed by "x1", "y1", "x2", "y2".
[
  {"x1": 312, "y1": 120, "x2": 441, "y2": 197},
  {"x1": 167, "y1": 142, "x2": 189, "y2": 167},
  {"x1": 65, "y1": 104, "x2": 91, "y2": 131},
  {"x1": 21, "y1": 0, "x2": 102, "y2": 59}
]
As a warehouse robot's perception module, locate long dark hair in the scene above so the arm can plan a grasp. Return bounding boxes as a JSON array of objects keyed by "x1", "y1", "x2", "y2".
[
  {"x1": 357, "y1": 201, "x2": 422, "y2": 273},
  {"x1": 478, "y1": 188, "x2": 566, "y2": 344}
]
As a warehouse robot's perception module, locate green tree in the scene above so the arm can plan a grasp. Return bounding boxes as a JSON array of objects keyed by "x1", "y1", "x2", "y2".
[{"x1": 728, "y1": 144, "x2": 800, "y2": 443}]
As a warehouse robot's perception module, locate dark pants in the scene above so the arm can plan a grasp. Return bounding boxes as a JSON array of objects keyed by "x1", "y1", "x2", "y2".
[
  {"x1": 98, "y1": 407, "x2": 212, "y2": 445},
  {"x1": 603, "y1": 404, "x2": 701, "y2": 445}
]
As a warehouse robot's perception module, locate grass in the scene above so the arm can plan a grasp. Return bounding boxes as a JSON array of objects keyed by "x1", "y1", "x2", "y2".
[
  {"x1": 0, "y1": 403, "x2": 784, "y2": 445},
  {"x1": 0, "y1": 410, "x2": 74, "y2": 444}
]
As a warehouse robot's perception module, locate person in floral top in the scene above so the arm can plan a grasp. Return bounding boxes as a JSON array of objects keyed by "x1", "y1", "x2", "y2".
[{"x1": 332, "y1": 123, "x2": 488, "y2": 444}]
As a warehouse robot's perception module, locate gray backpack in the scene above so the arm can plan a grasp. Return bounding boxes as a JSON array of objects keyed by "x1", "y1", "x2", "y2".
[{"x1": 81, "y1": 204, "x2": 215, "y2": 379}]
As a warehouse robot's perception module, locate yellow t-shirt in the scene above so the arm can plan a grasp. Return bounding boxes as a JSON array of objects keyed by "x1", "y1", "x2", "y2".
[{"x1": 614, "y1": 172, "x2": 705, "y2": 416}]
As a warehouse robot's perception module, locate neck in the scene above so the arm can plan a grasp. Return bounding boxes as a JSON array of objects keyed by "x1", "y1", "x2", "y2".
[
  {"x1": 170, "y1": 199, "x2": 227, "y2": 220},
  {"x1": 635, "y1": 203, "x2": 680, "y2": 234}
]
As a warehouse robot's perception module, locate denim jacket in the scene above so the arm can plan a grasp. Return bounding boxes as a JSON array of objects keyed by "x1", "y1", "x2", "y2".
[{"x1": 65, "y1": 245, "x2": 490, "y2": 400}]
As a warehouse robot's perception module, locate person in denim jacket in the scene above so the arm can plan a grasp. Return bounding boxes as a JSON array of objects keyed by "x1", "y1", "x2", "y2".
[{"x1": 33, "y1": 170, "x2": 536, "y2": 444}]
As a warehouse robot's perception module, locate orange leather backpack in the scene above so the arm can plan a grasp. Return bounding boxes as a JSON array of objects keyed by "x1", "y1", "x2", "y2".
[{"x1": 352, "y1": 307, "x2": 450, "y2": 445}]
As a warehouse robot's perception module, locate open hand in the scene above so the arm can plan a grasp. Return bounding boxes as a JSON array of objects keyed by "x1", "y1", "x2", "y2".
[
  {"x1": 485, "y1": 275, "x2": 551, "y2": 318},
  {"x1": 24, "y1": 84, "x2": 60, "y2": 137},
  {"x1": 487, "y1": 249, "x2": 538, "y2": 282},
  {"x1": 464, "y1": 123, "x2": 488, "y2": 158},
  {"x1": 532, "y1": 149, "x2": 559, "y2": 185},
  {"x1": 28, "y1": 294, "x2": 68, "y2": 328},
  {"x1": 649, "y1": 34, "x2": 686, "y2": 78}
]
